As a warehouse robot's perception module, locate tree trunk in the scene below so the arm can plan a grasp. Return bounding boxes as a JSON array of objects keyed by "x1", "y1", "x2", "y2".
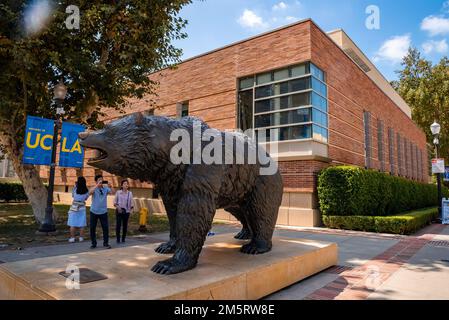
[
  {"x1": 9, "y1": 153, "x2": 49, "y2": 224},
  {"x1": 1, "y1": 131, "x2": 56, "y2": 224}
]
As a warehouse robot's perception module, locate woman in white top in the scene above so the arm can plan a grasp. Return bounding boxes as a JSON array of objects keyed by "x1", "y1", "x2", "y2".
[{"x1": 114, "y1": 180, "x2": 134, "y2": 243}]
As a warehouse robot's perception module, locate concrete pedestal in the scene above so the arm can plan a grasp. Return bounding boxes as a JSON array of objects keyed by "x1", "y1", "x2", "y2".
[{"x1": 0, "y1": 234, "x2": 337, "y2": 300}]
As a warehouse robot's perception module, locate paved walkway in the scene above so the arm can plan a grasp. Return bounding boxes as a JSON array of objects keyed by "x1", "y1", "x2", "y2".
[{"x1": 1, "y1": 223, "x2": 448, "y2": 300}]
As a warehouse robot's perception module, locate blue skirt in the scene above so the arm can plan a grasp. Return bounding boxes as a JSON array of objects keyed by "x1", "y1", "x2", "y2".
[{"x1": 67, "y1": 208, "x2": 87, "y2": 228}]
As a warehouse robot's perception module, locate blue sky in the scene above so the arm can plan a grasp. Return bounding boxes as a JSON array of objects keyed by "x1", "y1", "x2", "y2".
[{"x1": 174, "y1": 0, "x2": 449, "y2": 81}]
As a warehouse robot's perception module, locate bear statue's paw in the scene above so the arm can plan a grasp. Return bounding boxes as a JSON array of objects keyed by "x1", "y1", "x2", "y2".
[
  {"x1": 240, "y1": 239, "x2": 272, "y2": 255},
  {"x1": 154, "y1": 240, "x2": 176, "y2": 254},
  {"x1": 151, "y1": 256, "x2": 197, "y2": 275},
  {"x1": 234, "y1": 228, "x2": 252, "y2": 240}
]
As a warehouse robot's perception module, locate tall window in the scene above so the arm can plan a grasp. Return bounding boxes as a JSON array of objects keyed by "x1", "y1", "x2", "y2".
[
  {"x1": 403, "y1": 138, "x2": 409, "y2": 178},
  {"x1": 377, "y1": 119, "x2": 384, "y2": 171},
  {"x1": 388, "y1": 128, "x2": 395, "y2": 175},
  {"x1": 397, "y1": 133, "x2": 402, "y2": 176},
  {"x1": 363, "y1": 111, "x2": 372, "y2": 169},
  {"x1": 237, "y1": 62, "x2": 328, "y2": 143},
  {"x1": 177, "y1": 101, "x2": 189, "y2": 118}
]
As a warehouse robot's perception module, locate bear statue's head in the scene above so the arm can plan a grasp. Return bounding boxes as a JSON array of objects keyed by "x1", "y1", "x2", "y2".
[{"x1": 78, "y1": 112, "x2": 166, "y2": 180}]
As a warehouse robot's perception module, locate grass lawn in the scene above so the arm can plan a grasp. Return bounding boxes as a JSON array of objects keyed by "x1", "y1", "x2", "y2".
[{"x1": 0, "y1": 202, "x2": 171, "y2": 249}]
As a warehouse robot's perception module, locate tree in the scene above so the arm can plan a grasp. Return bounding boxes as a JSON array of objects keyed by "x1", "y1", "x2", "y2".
[
  {"x1": 0, "y1": 0, "x2": 191, "y2": 223},
  {"x1": 394, "y1": 48, "x2": 449, "y2": 161}
]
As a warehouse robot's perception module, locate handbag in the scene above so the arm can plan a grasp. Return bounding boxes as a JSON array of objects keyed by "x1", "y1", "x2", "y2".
[{"x1": 69, "y1": 200, "x2": 86, "y2": 213}]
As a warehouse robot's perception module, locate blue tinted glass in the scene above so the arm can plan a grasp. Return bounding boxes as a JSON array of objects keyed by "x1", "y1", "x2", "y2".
[
  {"x1": 255, "y1": 99, "x2": 271, "y2": 113},
  {"x1": 310, "y1": 63, "x2": 324, "y2": 82},
  {"x1": 312, "y1": 77, "x2": 327, "y2": 96},
  {"x1": 255, "y1": 85, "x2": 273, "y2": 99},
  {"x1": 312, "y1": 92, "x2": 327, "y2": 112},
  {"x1": 290, "y1": 125, "x2": 311, "y2": 140},
  {"x1": 313, "y1": 125, "x2": 328, "y2": 143},
  {"x1": 312, "y1": 108, "x2": 328, "y2": 127}
]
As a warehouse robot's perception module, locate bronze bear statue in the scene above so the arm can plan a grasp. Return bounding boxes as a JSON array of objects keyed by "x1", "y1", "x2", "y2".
[{"x1": 79, "y1": 113, "x2": 283, "y2": 275}]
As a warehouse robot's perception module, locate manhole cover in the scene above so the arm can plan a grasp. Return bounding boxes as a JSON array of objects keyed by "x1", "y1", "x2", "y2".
[{"x1": 59, "y1": 268, "x2": 108, "y2": 284}]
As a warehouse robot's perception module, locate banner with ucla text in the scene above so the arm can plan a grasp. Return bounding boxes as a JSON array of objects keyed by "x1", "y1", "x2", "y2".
[
  {"x1": 59, "y1": 122, "x2": 85, "y2": 168},
  {"x1": 23, "y1": 116, "x2": 55, "y2": 165}
]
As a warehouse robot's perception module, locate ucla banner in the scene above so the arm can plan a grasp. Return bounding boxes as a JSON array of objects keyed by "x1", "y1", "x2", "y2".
[
  {"x1": 23, "y1": 116, "x2": 55, "y2": 165},
  {"x1": 59, "y1": 122, "x2": 85, "y2": 168}
]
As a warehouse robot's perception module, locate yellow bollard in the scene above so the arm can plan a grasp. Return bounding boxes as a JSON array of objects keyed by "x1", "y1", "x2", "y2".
[{"x1": 138, "y1": 207, "x2": 148, "y2": 232}]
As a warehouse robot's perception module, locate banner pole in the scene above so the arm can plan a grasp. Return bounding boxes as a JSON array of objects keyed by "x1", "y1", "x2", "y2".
[{"x1": 38, "y1": 116, "x2": 60, "y2": 233}]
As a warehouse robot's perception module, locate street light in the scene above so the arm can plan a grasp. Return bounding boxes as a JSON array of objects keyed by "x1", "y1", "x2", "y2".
[
  {"x1": 38, "y1": 80, "x2": 67, "y2": 233},
  {"x1": 430, "y1": 121, "x2": 443, "y2": 221}
]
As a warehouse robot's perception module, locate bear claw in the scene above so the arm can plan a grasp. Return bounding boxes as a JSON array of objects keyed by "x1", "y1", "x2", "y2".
[
  {"x1": 240, "y1": 240, "x2": 271, "y2": 255},
  {"x1": 234, "y1": 228, "x2": 252, "y2": 240},
  {"x1": 151, "y1": 257, "x2": 196, "y2": 275},
  {"x1": 155, "y1": 241, "x2": 176, "y2": 254}
]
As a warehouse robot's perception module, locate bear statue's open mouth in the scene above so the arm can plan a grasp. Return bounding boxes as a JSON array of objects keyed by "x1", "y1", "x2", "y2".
[{"x1": 88, "y1": 147, "x2": 108, "y2": 164}]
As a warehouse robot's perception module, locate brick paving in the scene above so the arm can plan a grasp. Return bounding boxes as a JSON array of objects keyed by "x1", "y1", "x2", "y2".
[{"x1": 305, "y1": 224, "x2": 447, "y2": 300}]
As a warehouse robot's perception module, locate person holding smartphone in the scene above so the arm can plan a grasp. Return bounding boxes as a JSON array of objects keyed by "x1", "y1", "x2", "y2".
[
  {"x1": 89, "y1": 174, "x2": 114, "y2": 249},
  {"x1": 114, "y1": 180, "x2": 134, "y2": 243}
]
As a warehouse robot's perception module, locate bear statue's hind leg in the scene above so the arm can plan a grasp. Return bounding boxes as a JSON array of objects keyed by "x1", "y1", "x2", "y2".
[
  {"x1": 240, "y1": 174, "x2": 282, "y2": 255},
  {"x1": 226, "y1": 206, "x2": 252, "y2": 240},
  {"x1": 155, "y1": 198, "x2": 177, "y2": 254},
  {"x1": 151, "y1": 192, "x2": 215, "y2": 275}
]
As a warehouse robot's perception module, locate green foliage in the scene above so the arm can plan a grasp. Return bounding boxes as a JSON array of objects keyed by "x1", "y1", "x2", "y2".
[
  {"x1": 323, "y1": 208, "x2": 439, "y2": 235},
  {"x1": 318, "y1": 166, "x2": 448, "y2": 216},
  {"x1": 0, "y1": 182, "x2": 28, "y2": 202},
  {"x1": 0, "y1": 0, "x2": 192, "y2": 134},
  {"x1": 395, "y1": 47, "x2": 449, "y2": 161}
]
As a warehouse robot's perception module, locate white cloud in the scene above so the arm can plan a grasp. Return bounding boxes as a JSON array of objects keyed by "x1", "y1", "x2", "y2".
[
  {"x1": 374, "y1": 34, "x2": 411, "y2": 63},
  {"x1": 421, "y1": 16, "x2": 449, "y2": 36},
  {"x1": 237, "y1": 9, "x2": 268, "y2": 29},
  {"x1": 272, "y1": 2, "x2": 288, "y2": 11},
  {"x1": 422, "y1": 39, "x2": 449, "y2": 54},
  {"x1": 285, "y1": 16, "x2": 298, "y2": 22}
]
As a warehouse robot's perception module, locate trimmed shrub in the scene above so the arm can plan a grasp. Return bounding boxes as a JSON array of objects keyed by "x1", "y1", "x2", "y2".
[
  {"x1": 0, "y1": 182, "x2": 28, "y2": 202},
  {"x1": 318, "y1": 166, "x2": 448, "y2": 217},
  {"x1": 322, "y1": 208, "x2": 439, "y2": 235}
]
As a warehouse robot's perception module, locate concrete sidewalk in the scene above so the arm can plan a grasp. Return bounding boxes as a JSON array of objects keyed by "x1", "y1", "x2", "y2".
[{"x1": 0, "y1": 223, "x2": 448, "y2": 300}]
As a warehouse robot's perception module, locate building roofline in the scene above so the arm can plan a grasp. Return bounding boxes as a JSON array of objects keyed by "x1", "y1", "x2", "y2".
[{"x1": 175, "y1": 18, "x2": 313, "y2": 65}]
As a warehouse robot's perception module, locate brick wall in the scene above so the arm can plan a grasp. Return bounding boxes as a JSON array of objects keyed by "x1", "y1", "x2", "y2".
[
  {"x1": 310, "y1": 23, "x2": 429, "y2": 182},
  {"x1": 49, "y1": 19, "x2": 429, "y2": 193}
]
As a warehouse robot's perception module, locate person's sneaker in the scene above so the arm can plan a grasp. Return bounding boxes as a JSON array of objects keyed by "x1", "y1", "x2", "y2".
[
  {"x1": 90, "y1": 244, "x2": 97, "y2": 249},
  {"x1": 68, "y1": 237, "x2": 76, "y2": 243},
  {"x1": 78, "y1": 237, "x2": 84, "y2": 242},
  {"x1": 103, "y1": 244, "x2": 111, "y2": 249},
  {"x1": 121, "y1": 239, "x2": 126, "y2": 243}
]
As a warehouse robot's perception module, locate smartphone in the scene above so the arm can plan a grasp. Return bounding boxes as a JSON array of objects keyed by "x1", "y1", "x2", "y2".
[{"x1": 102, "y1": 180, "x2": 109, "y2": 185}]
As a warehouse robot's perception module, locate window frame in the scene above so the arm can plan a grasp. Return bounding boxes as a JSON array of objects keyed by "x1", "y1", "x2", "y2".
[{"x1": 238, "y1": 61, "x2": 328, "y2": 144}]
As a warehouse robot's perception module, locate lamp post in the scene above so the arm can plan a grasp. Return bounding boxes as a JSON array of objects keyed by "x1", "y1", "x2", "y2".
[
  {"x1": 38, "y1": 80, "x2": 67, "y2": 233},
  {"x1": 430, "y1": 121, "x2": 442, "y2": 221}
]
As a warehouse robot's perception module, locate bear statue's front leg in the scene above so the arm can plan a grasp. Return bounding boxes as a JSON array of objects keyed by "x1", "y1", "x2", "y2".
[
  {"x1": 154, "y1": 196, "x2": 178, "y2": 254},
  {"x1": 151, "y1": 192, "x2": 215, "y2": 275}
]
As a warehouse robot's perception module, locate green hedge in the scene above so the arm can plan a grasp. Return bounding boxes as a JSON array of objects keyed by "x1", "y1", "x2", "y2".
[
  {"x1": 318, "y1": 166, "x2": 449, "y2": 217},
  {"x1": 0, "y1": 182, "x2": 28, "y2": 202},
  {"x1": 322, "y1": 208, "x2": 439, "y2": 235}
]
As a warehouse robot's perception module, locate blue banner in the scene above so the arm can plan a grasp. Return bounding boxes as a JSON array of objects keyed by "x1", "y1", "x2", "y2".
[
  {"x1": 59, "y1": 122, "x2": 85, "y2": 168},
  {"x1": 23, "y1": 116, "x2": 55, "y2": 165},
  {"x1": 445, "y1": 167, "x2": 449, "y2": 182}
]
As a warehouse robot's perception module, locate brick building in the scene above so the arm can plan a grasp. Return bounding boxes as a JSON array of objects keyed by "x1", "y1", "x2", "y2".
[{"x1": 51, "y1": 19, "x2": 429, "y2": 226}]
